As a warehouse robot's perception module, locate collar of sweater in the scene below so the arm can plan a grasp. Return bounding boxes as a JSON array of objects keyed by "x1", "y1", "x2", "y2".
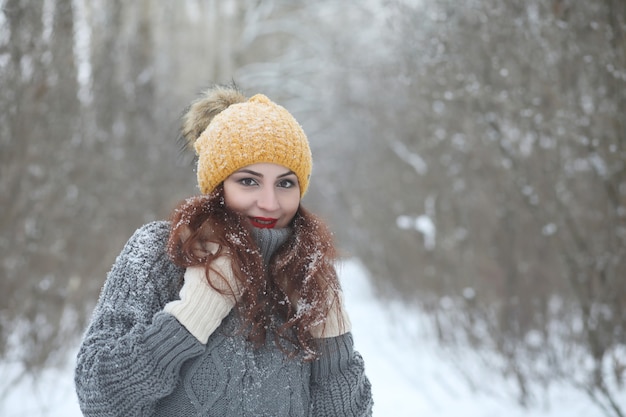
[{"x1": 250, "y1": 227, "x2": 291, "y2": 264}]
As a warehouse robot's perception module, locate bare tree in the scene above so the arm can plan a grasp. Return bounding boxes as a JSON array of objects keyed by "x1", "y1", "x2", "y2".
[
  {"x1": 300, "y1": 0, "x2": 626, "y2": 414},
  {"x1": 0, "y1": 0, "x2": 305, "y2": 374},
  {"x1": 0, "y1": 0, "x2": 83, "y2": 371}
]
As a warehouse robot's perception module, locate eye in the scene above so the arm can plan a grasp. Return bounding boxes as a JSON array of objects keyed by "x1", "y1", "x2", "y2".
[
  {"x1": 238, "y1": 177, "x2": 258, "y2": 187},
  {"x1": 277, "y1": 178, "x2": 296, "y2": 188}
]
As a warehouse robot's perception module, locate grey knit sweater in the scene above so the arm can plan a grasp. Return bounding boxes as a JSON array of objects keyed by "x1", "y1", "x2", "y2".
[{"x1": 74, "y1": 221, "x2": 373, "y2": 416}]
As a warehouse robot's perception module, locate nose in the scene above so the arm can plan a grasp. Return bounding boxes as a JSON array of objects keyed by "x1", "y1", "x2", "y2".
[{"x1": 257, "y1": 186, "x2": 279, "y2": 212}]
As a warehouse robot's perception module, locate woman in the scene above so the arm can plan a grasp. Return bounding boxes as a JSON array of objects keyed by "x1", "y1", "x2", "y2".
[{"x1": 74, "y1": 85, "x2": 373, "y2": 416}]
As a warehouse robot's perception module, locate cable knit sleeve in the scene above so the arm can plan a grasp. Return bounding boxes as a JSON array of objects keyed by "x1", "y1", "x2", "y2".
[
  {"x1": 74, "y1": 221, "x2": 205, "y2": 417},
  {"x1": 309, "y1": 333, "x2": 373, "y2": 417}
]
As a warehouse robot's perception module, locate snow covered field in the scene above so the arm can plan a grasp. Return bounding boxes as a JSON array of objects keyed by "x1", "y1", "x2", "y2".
[{"x1": 1, "y1": 259, "x2": 621, "y2": 416}]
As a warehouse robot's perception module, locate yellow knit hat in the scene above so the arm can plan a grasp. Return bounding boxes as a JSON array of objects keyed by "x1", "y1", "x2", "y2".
[{"x1": 193, "y1": 93, "x2": 312, "y2": 197}]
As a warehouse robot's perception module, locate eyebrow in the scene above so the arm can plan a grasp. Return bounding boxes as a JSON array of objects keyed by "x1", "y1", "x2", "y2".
[{"x1": 236, "y1": 169, "x2": 296, "y2": 178}]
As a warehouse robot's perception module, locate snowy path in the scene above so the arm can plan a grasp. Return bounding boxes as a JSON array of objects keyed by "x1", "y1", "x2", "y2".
[
  {"x1": 0, "y1": 259, "x2": 619, "y2": 416},
  {"x1": 341, "y1": 260, "x2": 613, "y2": 417}
]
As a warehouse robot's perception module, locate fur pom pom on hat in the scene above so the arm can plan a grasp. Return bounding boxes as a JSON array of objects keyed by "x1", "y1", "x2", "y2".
[{"x1": 182, "y1": 86, "x2": 312, "y2": 197}]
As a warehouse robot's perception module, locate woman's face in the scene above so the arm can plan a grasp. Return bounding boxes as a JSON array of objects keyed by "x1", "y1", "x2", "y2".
[{"x1": 223, "y1": 163, "x2": 301, "y2": 229}]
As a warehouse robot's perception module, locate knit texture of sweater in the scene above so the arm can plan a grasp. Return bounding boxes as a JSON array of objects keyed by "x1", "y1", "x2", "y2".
[{"x1": 74, "y1": 221, "x2": 373, "y2": 417}]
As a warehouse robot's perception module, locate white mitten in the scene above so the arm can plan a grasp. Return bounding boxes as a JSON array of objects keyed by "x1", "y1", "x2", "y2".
[
  {"x1": 164, "y1": 257, "x2": 239, "y2": 344},
  {"x1": 310, "y1": 289, "x2": 352, "y2": 339}
]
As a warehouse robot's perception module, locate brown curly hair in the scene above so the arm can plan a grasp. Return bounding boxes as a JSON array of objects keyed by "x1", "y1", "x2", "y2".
[{"x1": 167, "y1": 186, "x2": 343, "y2": 360}]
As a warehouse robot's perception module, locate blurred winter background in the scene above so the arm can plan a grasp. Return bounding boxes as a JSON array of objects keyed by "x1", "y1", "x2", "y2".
[{"x1": 1, "y1": 0, "x2": 625, "y2": 416}]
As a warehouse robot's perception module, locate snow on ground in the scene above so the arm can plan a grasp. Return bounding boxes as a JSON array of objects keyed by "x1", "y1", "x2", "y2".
[
  {"x1": 0, "y1": 259, "x2": 621, "y2": 416},
  {"x1": 339, "y1": 260, "x2": 617, "y2": 417}
]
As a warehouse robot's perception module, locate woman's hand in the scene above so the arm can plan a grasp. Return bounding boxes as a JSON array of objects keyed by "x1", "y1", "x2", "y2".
[
  {"x1": 310, "y1": 288, "x2": 352, "y2": 339},
  {"x1": 164, "y1": 256, "x2": 240, "y2": 344}
]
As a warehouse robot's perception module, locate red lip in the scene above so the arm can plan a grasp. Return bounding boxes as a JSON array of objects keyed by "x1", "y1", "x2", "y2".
[{"x1": 249, "y1": 217, "x2": 278, "y2": 229}]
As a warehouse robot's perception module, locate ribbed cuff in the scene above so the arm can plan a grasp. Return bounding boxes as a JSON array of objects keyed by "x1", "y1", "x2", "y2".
[
  {"x1": 311, "y1": 332, "x2": 355, "y2": 383},
  {"x1": 143, "y1": 312, "x2": 205, "y2": 376},
  {"x1": 163, "y1": 294, "x2": 233, "y2": 344},
  {"x1": 163, "y1": 265, "x2": 235, "y2": 344}
]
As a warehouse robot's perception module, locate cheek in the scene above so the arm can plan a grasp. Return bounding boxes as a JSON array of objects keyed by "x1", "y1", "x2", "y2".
[
  {"x1": 282, "y1": 194, "x2": 300, "y2": 219},
  {"x1": 223, "y1": 184, "x2": 247, "y2": 213}
]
